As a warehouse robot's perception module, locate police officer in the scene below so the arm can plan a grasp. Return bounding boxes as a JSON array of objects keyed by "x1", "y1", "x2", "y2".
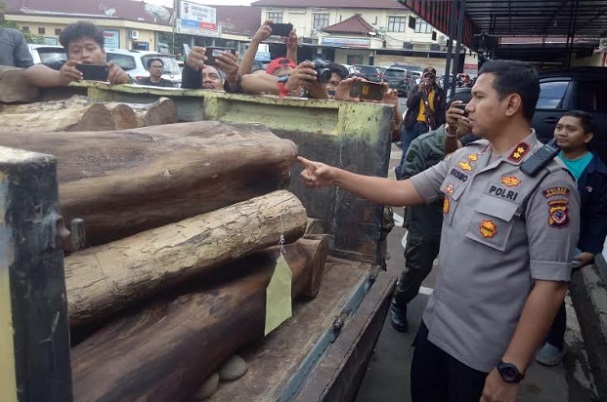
[
  {"x1": 298, "y1": 60, "x2": 580, "y2": 402},
  {"x1": 390, "y1": 94, "x2": 474, "y2": 332}
]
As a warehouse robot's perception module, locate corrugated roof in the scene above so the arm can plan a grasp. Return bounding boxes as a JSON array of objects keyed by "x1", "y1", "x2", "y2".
[
  {"x1": 3, "y1": 0, "x2": 174, "y2": 26},
  {"x1": 251, "y1": 0, "x2": 406, "y2": 10},
  {"x1": 323, "y1": 14, "x2": 376, "y2": 35},
  {"x1": 215, "y1": 6, "x2": 262, "y2": 37}
]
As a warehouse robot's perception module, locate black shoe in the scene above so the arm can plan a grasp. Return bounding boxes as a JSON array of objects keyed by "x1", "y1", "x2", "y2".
[{"x1": 389, "y1": 302, "x2": 408, "y2": 332}]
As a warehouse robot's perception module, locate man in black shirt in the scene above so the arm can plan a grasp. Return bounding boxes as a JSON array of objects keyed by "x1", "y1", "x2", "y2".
[{"x1": 137, "y1": 58, "x2": 173, "y2": 87}]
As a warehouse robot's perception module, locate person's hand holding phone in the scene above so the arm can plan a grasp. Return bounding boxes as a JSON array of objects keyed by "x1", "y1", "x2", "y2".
[
  {"x1": 253, "y1": 20, "x2": 273, "y2": 44},
  {"x1": 107, "y1": 61, "x2": 129, "y2": 85},
  {"x1": 59, "y1": 60, "x2": 83, "y2": 85},
  {"x1": 215, "y1": 51, "x2": 240, "y2": 86},
  {"x1": 285, "y1": 29, "x2": 298, "y2": 52},
  {"x1": 285, "y1": 61, "x2": 317, "y2": 93},
  {"x1": 186, "y1": 46, "x2": 207, "y2": 70},
  {"x1": 446, "y1": 101, "x2": 471, "y2": 137},
  {"x1": 334, "y1": 77, "x2": 364, "y2": 102}
]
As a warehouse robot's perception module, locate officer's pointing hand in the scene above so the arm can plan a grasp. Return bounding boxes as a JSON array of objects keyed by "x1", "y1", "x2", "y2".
[{"x1": 298, "y1": 156, "x2": 336, "y2": 188}]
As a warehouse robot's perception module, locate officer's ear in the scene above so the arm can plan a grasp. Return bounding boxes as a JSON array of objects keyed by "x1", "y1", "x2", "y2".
[
  {"x1": 504, "y1": 93, "x2": 522, "y2": 118},
  {"x1": 584, "y1": 131, "x2": 594, "y2": 144}
]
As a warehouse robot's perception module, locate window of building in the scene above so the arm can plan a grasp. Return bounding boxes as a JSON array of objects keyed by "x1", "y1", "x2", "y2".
[
  {"x1": 347, "y1": 54, "x2": 363, "y2": 65},
  {"x1": 387, "y1": 16, "x2": 406, "y2": 32},
  {"x1": 415, "y1": 19, "x2": 432, "y2": 33},
  {"x1": 22, "y1": 26, "x2": 30, "y2": 33},
  {"x1": 267, "y1": 12, "x2": 283, "y2": 23},
  {"x1": 55, "y1": 28, "x2": 62, "y2": 35},
  {"x1": 313, "y1": 14, "x2": 330, "y2": 30},
  {"x1": 38, "y1": 27, "x2": 46, "y2": 34}
]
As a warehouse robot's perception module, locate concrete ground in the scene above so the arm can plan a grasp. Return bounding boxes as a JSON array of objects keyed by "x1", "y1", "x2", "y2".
[{"x1": 353, "y1": 144, "x2": 599, "y2": 402}]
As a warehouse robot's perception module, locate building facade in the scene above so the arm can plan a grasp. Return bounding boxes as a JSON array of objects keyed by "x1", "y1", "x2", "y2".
[{"x1": 251, "y1": 0, "x2": 463, "y2": 70}]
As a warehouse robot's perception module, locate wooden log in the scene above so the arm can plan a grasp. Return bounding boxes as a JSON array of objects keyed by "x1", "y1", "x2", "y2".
[
  {"x1": 71, "y1": 236, "x2": 328, "y2": 402},
  {"x1": 113, "y1": 97, "x2": 177, "y2": 127},
  {"x1": 0, "y1": 66, "x2": 39, "y2": 103},
  {"x1": 0, "y1": 95, "x2": 139, "y2": 132},
  {"x1": 0, "y1": 121, "x2": 298, "y2": 245},
  {"x1": 66, "y1": 190, "x2": 308, "y2": 326}
]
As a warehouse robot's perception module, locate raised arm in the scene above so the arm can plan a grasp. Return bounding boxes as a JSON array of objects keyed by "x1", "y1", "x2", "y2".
[
  {"x1": 298, "y1": 156, "x2": 425, "y2": 207},
  {"x1": 239, "y1": 20, "x2": 272, "y2": 76}
]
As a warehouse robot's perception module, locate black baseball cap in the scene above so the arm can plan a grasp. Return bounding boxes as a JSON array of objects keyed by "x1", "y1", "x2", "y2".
[{"x1": 423, "y1": 67, "x2": 436, "y2": 77}]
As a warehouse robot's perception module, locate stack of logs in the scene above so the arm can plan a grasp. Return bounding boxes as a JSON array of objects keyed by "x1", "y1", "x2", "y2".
[{"x1": 0, "y1": 98, "x2": 328, "y2": 402}]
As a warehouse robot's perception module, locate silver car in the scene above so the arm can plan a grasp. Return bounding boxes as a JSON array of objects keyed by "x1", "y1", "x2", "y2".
[{"x1": 106, "y1": 49, "x2": 182, "y2": 87}]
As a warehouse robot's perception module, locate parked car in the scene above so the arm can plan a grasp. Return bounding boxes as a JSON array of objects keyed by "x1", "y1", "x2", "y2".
[
  {"x1": 27, "y1": 44, "x2": 66, "y2": 65},
  {"x1": 352, "y1": 65, "x2": 384, "y2": 82},
  {"x1": 341, "y1": 64, "x2": 357, "y2": 75},
  {"x1": 106, "y1": 49, "x2": 182, "y2": 87},
  {"x1": 384, "y1": 66, "x2": 410, "y2": 96},
  {"x1": 446, "y1": 67, "x2": 607, "y2": 162}
]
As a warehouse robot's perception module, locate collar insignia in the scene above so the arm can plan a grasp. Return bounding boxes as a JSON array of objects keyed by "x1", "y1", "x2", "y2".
[{"x1": 507, "y1": 142, "x2": 530, "y2": 163}]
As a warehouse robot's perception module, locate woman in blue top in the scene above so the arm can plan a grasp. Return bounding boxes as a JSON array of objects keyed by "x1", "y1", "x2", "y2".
[{"x1": 537, "y1": 110, "x2": 607, "y2": 366}]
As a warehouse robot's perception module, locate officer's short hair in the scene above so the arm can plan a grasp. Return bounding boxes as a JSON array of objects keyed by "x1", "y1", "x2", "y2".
[
  {"x1": 147, "y1": 58, "x2": 164, "y2": 69},
  {"x1": 478, "y1": 60, "x2": 539, "y2": 123},
  {"x1": 562, "y1": 110, "x2": 594, "y2": 133},
  {"x1": 59, "y1": 21, "x2": 104, "y2": 50}
]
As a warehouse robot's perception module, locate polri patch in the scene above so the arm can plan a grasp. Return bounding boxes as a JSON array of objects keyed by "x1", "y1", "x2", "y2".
[
  {"x1": 548, "y1": 199, "x2": 569, "y2": 227},
  {"x1": 458, "y1": 161, "x2": 473, "y2": 171},
  {"x1": 479, "y1": 219, "x2": 497, "y2": 238},
  {"x1": 443, "y1": 198, "x2": 450, "y2": 214},
  {"x1": 501, "y1": 176, "x2": 521, "y2": 187},
  {"x1": 544, "y1": 187, "x2": 570, "y2": 198},
  {"x1": 507, "y1": 142, "x2": 530, "y2": 163}
]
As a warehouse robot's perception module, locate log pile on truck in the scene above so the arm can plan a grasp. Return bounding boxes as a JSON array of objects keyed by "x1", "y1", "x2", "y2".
[{"x1": 0, "y1": 109, "x2": 330, "y2": 401}]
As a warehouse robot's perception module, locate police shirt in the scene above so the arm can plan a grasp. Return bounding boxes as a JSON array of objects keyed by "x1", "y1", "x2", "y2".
[{"x1": 409, "y1": 130, "x2": 580, "y2": 373}]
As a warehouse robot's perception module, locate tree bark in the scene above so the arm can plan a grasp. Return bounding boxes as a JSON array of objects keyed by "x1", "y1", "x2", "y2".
[
  {"x1": 71, "y1": 236, "x2": 328, "y2": 402},
  {"x1": 0, "y1": 121, "x2": 298, "y2": 245},
  {"x1": 0, "y1": 66, "x2": 39, "y2": 103},
  {"x1": 65, "y1": 190, "x2": 308, "y2": 326},
  {"x1": 0, "y1": 96, "x2": 132, "y2": 132},
  {"x1": 119, "y1": 97, "x2": 178, "y2": 127}
]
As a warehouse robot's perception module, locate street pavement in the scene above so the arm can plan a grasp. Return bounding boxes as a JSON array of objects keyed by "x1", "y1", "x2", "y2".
[{"x1": 354, "y1": 143, "x2": 599, "y2": 402}]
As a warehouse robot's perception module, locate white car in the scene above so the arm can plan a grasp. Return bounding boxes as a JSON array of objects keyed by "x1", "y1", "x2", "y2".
[
  {"x1": 27, "y1": 44, "x2": 66, "y2": 65},
  {"x1": 105, "y1": 49, "x2": 182, "y2": 87}
]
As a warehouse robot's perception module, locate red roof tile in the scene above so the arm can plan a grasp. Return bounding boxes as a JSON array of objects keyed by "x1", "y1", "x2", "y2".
[
  {"x1": 3, "y1": 0, "x2": 174, "y2": 26},
  {"x1": 251, "y1": 0, "x2": 406, "y2": 10},
  {"x1": 323, "y1": 14, "x2": 376, "y2": 35},
  {"x1": 215, "y1": 6, "x2": 262, "y2": 37}
]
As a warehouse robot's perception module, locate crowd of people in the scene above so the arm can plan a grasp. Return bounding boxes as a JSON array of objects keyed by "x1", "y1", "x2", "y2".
[{"x1": 2, "y1": 18, "x2": 607, "y2": 402}]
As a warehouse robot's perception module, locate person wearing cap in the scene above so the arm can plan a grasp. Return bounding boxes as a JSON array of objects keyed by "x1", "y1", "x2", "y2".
[
  {"x1": 397, "y1": 67, "x2": 445, "y2": 179},
  {"x1": 265, "y1": 57, "x2": 297, "y2": 77},
  {"x1": 240, "y1": 59, "x2": 327, "y2": 99},
  {"x1": 181, "y1": 45, "x2": 242, "y2": 93}
]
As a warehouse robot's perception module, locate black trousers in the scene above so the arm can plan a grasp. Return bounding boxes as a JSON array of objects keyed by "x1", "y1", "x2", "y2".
[{"x1": 411, "y1": 321, "x2": 488, "y2": 402}]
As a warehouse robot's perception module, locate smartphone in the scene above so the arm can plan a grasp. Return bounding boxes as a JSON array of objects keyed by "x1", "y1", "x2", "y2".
[
  {"x1": 455, "y1": 102, "x2": 469, "y2": 118},
  {"x1": 76, "y1": 64, "x2": 109, "y2": 81},
  {"x1": 205, "y1": 47, "x2": 237, "y2": 66},
  {"x1": 349, "y1": 81, "x2": 386, "y2": 101},
  {"x1": 270, "y1": 22, "x2": 293, "y2": 37}
]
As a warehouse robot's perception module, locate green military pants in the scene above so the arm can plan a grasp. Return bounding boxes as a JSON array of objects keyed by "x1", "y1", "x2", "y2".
[{"x1": 393, "y1": 232, "x2": 441, "y2": 307}]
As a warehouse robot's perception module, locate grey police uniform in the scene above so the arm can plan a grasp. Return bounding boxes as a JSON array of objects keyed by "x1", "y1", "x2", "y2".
[{"x1": 410, "y1": 130, "x2": 580, "y2": 373}]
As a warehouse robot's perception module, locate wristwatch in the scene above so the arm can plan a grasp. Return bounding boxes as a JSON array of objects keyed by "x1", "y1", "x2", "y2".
[
  {"x1": 497, "y1": 360, "x2": 525, "y2": 383},
  {"x1": 277, "y1": 75, "x2": 290, "y2": 97}
]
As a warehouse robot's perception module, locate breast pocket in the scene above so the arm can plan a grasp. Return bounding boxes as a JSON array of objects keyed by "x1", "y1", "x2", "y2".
[{"x1": 465, "y1": 196, "x2": 519, "y2": 252}]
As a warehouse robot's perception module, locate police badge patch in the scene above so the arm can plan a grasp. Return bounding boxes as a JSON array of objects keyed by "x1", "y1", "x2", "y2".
[
  {"x1": 479, "y1": 219, "x2": 497, "y2": 238},
  {"x1": 547, "y1": 199, "x2": 569, "y2": 227}
]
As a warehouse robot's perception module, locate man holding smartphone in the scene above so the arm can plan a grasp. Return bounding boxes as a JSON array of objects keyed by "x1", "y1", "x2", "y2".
[
  {"x1": 23, "y1": 21, "x2": 129, "y2": 87},
  {"x1": 397, "y1": 67, "x2": 445, "y2": 178},
  {"x1": 181, "y1": 46, "x2": 241, "y2": 93}
]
